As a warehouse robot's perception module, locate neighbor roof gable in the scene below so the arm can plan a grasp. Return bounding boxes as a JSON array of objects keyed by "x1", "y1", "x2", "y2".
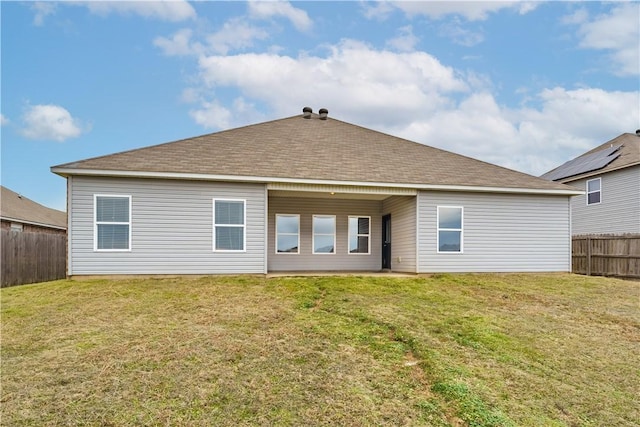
[
  {"x1": 541, "y1": 133, "x2": 640, "y2": 183},
  {"x1": 1, "y1": 186, "x2": 67, "y2": 229},
  {"x1": 52, "y1": 113, "x2": 576, "y2": 194}
]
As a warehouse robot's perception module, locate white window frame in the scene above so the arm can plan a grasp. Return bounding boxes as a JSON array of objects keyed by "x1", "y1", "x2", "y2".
[
  {"x1": 312, "y1": 215, "x2": 336, "y2": 255},
  {"x1": 94, "y1": 194, "x2": 132, "y2": 252},
  {"x1": 437, "y1": 206, "x2": 463, "y2": 254},
  {"x1": 213, "y1": 198, "x2": 246, "y2": 252},
  {"x1": 275, "y1": 214, "x2": 300, "y2": 254},
  {"x1": 586, "y1": 178, "x2": 602, "y2": 206},
  {"x1": 348, "y1": 216, "x2": 371, "y2": 255}
]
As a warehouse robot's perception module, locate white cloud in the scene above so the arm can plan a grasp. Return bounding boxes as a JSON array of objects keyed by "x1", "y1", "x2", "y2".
[
  {"x1": 185, "y1": 40, "x2": 637, "y2": 176},
  {"x1": 155, "y1": 19, "x2": 269, "y2": 57},
  {"x1": 190, "y1": 98, "x2": 264, "y2": 130},
  {"x1": 37, "y1": 0, "x2": 196, "y2": 23},
  {"x1": 438, "y1": 18, "x2": 484, "y2": 46},
  {"x1": 154, "y1": 2, "x2": 309, "y2": 59},
  {"x1": 392, "y1": 1, "x2": 539, "y2": 21},
  {"x1": 523, "y1": 87, "x2": 637, "y2": 140},
  {"x1": 31, "y1": 2, "x2": 57, "y2": 26},
  {"x1": 21, "y1": 104, "x2": 86, "y2": 142},
  {"x1": 514, "y1": 87, "x2": 639, "y2": 173},
  {"x1": 206, "y1": 18, "x2": 270, "y2": 55},
  {"x1": 154, "y1": 28, "x2": 205, "y2": 56},
  {"x1": 396, "y1": 87, "x2": 639, "y2": 175},
  {"x1": 360, "y1": 1, "x2": 395, "y2": 21},
  {"x1": 561, "y1": 8, "x2": 588, "y2": 26},
  {"x1": 386, "y1": 25, "x2": 419, "y2": 52},
  {"x1": 180, "y1": 87, "x2": 201, "y2": 104},
  {"x1": 190, "y1": 100, "x2": 232, "y2": 129},
  {"x1": 248, "y1": 1, "x2": 312, "y2": 32},
  {"x1": 570, "y1": 3, "x2": 640, "y2": 76},
  {"x1": 1, "y1": 114, "x2": 9, "y2": 126},
  {"x1": 81, "y1": 0, "x2": 196, "y2": 22},
  {"x1": 196, "y1": 39, "x2": 467, "y2": 127}
]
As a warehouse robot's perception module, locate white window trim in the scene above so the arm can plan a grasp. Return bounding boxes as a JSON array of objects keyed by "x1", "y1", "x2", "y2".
[
  {"x1": 94, "y1": 194, "x2": 132, "y2": 252},
  {"x1": 275, "y1": 214, "x2": 300, "y2": 254},
  {"x1": 586, "y1": 178, "x2": 602, "y2": 206},
  {"x1": 213, "y1": 198, "x2": 247, "y2": 252},
  {"x1": 437, "y1": 206, "x2": 464, "y2": 254},
  {"x1": 348, "y1": 215, "x2": 371, "y2": 255},
  {"x1": 312, "y1": 215, "x2": 336, "y2": 255}
]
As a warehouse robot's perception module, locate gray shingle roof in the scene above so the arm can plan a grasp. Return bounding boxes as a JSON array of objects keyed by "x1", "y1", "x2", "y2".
[
  {"x1": 53, "y1": 113, "x2": 575, "y2": 193},
  {"x1": 541, "y1": 133, "x2": 640, "y2": 183},
  {"x1": 1, "y1": 186, "x2": 67, "y2": 229}
]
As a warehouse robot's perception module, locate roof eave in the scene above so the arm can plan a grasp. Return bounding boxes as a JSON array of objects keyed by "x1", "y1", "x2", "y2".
[
  {"x1": 1, "y1": 216, "x2": 67, "y2": 230},
  {"x1": 50, "y1": 167, "x2": 583, "y2": 196}
]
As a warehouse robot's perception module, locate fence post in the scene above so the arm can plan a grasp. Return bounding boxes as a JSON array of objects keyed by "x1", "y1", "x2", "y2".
[{"x1": 586, "y1": 236, "x2": 591, "y2": 276}]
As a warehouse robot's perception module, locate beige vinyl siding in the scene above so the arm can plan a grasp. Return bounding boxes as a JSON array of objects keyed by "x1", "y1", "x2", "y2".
[
  {"x1": 566, "y1": 167, "x2": 640, "y2": 235},
  {"x1": 418, "y1": 191, "x2": 571, "y2": 272},
  {"x1": 268, "y1": 196, "x2": 381, "y2": 271},
  {"x1": 382, "y1": 196, "x2": 417, "y2": 273},
  {"x1": 69, "y1": 176, "x2": 266, "y2": 275}
]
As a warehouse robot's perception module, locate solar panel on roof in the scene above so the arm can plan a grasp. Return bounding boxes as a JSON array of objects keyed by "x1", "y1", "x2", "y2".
[{"x1": 545, "y1": 145, "x2": 622, "y2": 181}]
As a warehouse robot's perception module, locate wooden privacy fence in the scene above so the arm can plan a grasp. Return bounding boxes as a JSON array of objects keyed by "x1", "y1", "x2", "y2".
[
  {"x1": 1, "y1": 230, "x2": 67, "y2": 287},
  {"x1": 572, "y1": 234, "x2": 640, "y2": 279}
]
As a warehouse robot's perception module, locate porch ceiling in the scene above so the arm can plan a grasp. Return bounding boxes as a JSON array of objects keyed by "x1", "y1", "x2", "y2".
[
  {"x1": 268, "y1": 183, "x2": 417, "y2": 201},
  {"x1": 269, "y1": 190, "x2": 388, "y2": 200}
]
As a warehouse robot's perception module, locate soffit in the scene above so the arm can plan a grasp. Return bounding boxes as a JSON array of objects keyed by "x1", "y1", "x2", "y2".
[{"x1": 268, "y1": 183, "x2": 417, "y2": 200}]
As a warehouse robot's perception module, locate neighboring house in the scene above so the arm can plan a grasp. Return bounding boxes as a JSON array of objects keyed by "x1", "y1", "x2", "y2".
[
  {"x1": 1, "y1": 186, "x2": 67, "y2": 287},
  {"x1": 1, "y1": 186, "x2": 67, "y2": 234},
  {"x1": 541, "y1": 132, "x2": 640, "y2": 235},
  {"x1": 51, "y1": 108, "x2": 581, "y2": 276}
]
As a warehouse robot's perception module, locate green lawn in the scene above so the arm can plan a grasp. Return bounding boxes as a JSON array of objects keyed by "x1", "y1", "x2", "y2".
[{"x1": 1, "y1": 274, "x2": 638, "y2": 426}]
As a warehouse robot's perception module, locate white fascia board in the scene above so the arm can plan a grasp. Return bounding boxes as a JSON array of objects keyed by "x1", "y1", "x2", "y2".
[
  {"x1": 50, "y1": 167, "x2": 584, "y2": 196},
  {"x1": 416, "y1": 183, "x2": 583, "y2": 196}
]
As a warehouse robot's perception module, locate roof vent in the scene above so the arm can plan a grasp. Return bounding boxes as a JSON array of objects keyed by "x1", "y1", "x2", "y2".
[
  {"x1": 302, "y1": 106, "x2": 312, "y2": 119},
  {"x1": 319, "y1": 108, "x2": 328, "y2": 120},
  {"x1": 636, "y1": 129, "x2": 640, "y2": 137}
]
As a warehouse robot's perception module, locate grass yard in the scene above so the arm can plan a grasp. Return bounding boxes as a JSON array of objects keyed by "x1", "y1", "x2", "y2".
[{"x1": 1, "y1": 273, "x2": 638, "y2": 426}]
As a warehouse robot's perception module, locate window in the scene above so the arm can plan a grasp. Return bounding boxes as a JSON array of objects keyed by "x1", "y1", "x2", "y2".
[
  {"x1": 437, "y1": 206, "x2": 463, "y2": 253},
  {"x1": 10, "y1": 222, "x2": 23, "y2": 232},
  {"x1": 586, "y1": 178, "x2": 601, "y2": 205},
  {"x1": 313, "y1": 215, "x2": 335, "y2": 254},
  {"x1": 349, "y1": 216, "x2": 370, "y2": 254},
  {"x1": 213, "y1": 199, "x2": 245, "y2": 251},
  {"x1": 95, "y1": 195, "x2": 131, "y2": 251},
  {"x1": 276, "y1": 214, "x2": 299, "y2": 253}
]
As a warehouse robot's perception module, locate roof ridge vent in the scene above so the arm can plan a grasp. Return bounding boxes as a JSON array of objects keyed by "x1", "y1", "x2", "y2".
[
  {"x1": 319, "y1": 108, "x2": 328, "y2": 120},
  {"x1": 302, "y1": 107, "x2": 312, "y2": 119}
]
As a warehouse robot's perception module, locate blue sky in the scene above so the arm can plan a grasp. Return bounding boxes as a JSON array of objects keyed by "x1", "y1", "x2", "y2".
[{"x1": 2, "y1": 1, "x2": 639, "y2": 211}]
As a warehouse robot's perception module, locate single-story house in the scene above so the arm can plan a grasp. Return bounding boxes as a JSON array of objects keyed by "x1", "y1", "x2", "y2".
[
  {"x1": 541, "y1": 132, "x2": 640, "y2": 235},
  {"x1": 1, "y1": 186, "x2": 67, "y2": 234},
  {"x1": 51, "y1": 108, "x2": 581, "y2": 276}
]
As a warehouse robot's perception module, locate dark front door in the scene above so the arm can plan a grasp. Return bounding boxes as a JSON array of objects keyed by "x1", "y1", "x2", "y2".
[{"x1": 382, "y1": 214, "x2": 391, "y2": 270}]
